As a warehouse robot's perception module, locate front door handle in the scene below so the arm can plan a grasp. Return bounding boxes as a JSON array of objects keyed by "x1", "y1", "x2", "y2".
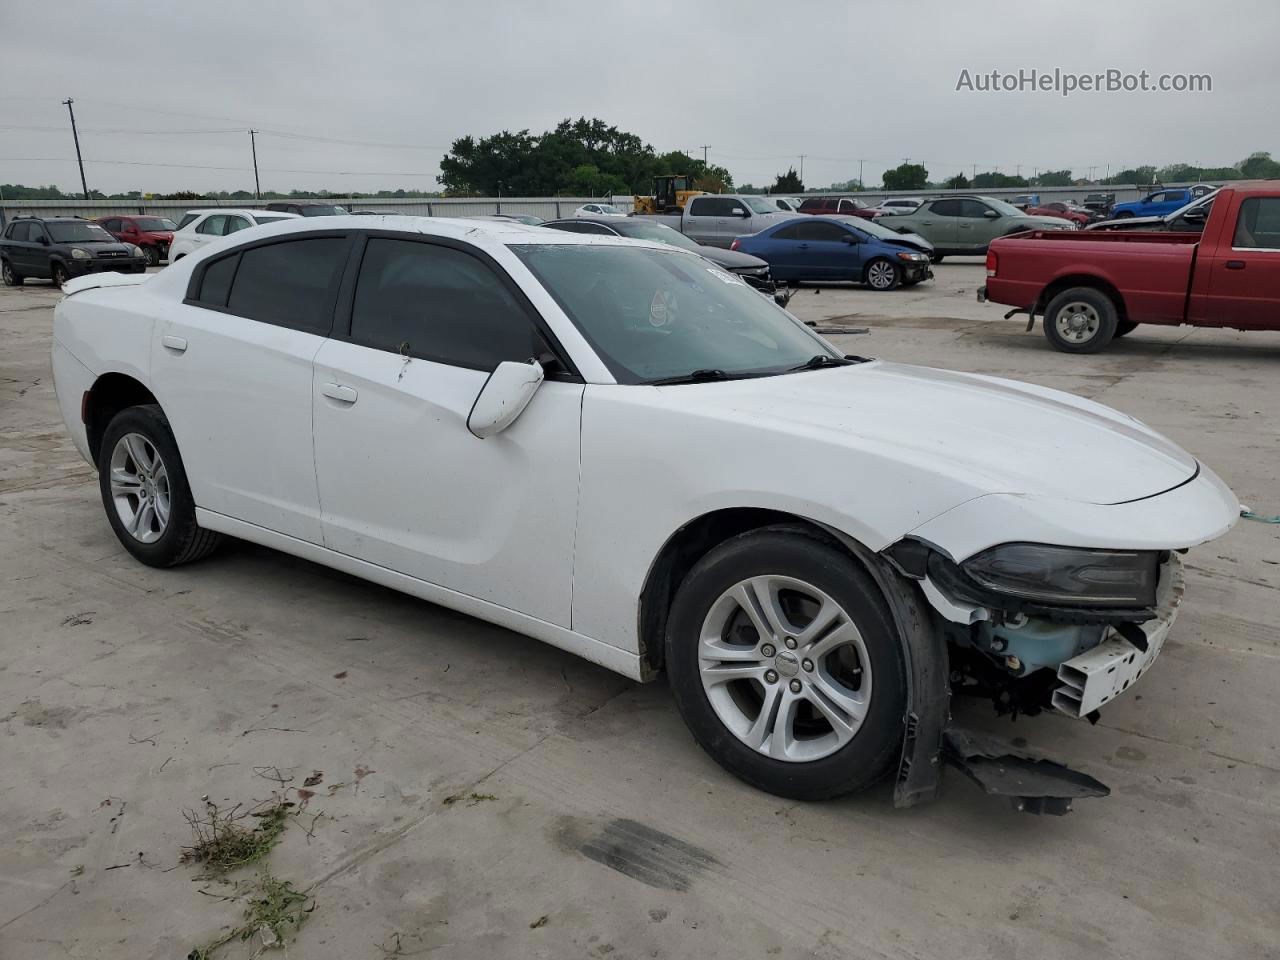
[
  {"x1": 1225, "y1": 260, "x2": 1246, "y2": 270},
  {"x1": 321, "y1": 382, "x2": 358, "y2": 404},
  {"x1": 161, "y1": 335, "x2": 187, "y2": 353}
]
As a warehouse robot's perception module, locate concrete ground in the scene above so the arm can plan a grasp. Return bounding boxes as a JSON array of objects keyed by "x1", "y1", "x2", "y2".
[{"x1": 1, "y1": 262, "x2": 1277, "y2": 960}]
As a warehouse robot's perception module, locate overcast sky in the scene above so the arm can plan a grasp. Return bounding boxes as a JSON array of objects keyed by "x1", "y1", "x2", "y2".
[{"x1": 1, "y1": 0, "x2": 1273, "y2": 195}]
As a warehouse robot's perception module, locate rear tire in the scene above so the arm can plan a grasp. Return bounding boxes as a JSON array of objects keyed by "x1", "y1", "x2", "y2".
[
  {"x1": 1, "y1": 259, "x2": 21, "y2": 286},
  {"x1": 98, "y1": 404, "x2": 222, "y2": 567},
  {"x1": 665, "y1": 526, "x2": 908, "y2": 801},
  {"x1": 1043, "y1": 287, "x2": 1119, "y2": 353}
]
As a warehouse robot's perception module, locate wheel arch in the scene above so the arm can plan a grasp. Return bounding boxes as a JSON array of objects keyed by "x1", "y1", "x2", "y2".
[
  {"x1": 1036, "y1": 273, "x2": 1128, "y2": 323},
  {"x1": 84, "y1": 372, "x2": 160, "y2": 464}
]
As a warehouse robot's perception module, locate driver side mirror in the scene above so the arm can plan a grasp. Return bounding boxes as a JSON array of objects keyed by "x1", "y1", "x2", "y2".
[
  {"x1": 467, "y1": 359, "x2": 545, "y2": 439},
  {"x1": 36, "y1": 234, "x2": 49, "y2": 244},
  {"x1": 983, "y1": 210, "x2": 999, "y2": 218},
  {"x1": 732, "y1": 208, "x2": 749, "y2": 217},
  {"x1": 841, "y1": 234, "x2": 860, "y2": 244},
  {"x1": 1182, "y1": 208, "x2": 1207, "y2": 222}
]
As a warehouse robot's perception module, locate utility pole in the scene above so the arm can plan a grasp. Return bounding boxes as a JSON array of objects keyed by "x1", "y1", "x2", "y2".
[
  {"x1": 700, "y1": 145, "x2": 710, "y2": 167},
  {"x1": 798, "y1": 154, "x2": 806, "y2": 183},
  {"x1": 858, "y1": 159, "x2": 864, "y2": 189},
  {"x1": 248, "y1": 129, "x2": 261, "y2": 200},
  {"x1": 1088, "y1": 165, "x2": 1097, "y2": 182},
  {"x1": 62, "y1": 98, "x2": 89, "y2": 200}
]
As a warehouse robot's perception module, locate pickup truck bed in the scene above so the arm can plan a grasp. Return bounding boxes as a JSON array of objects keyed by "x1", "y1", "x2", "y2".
[{"x1": 979, "y1": 182, "x2": 1280, "y2": 353}]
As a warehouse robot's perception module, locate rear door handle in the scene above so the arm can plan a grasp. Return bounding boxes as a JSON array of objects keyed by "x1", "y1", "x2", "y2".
[
  {"x1": 321, "y1": 382, "x2": 358, "y2": 404},
  {"x1": 798, "y1": 243, "x2": 810, "y2": 249},
  {"x1": 161, "y1": 335, "x2": 187, "y2": 353},
  {"x1": 1225, "y1": 260, "x2": 1246, "y2": 270}
]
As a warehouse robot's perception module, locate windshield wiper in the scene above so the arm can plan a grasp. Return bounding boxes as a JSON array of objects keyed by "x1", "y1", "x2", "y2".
[
  {"x1": 650, "y1": 368, "x2": 731, "y2": 385},
  {"x1": 787, "y1": 354, "x2": 856, "y2": 372}
]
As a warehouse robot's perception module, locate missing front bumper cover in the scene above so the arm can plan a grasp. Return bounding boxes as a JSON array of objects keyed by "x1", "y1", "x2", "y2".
[{"x1": 942, "y1": 727, "x2": 1109, "y2": 815}]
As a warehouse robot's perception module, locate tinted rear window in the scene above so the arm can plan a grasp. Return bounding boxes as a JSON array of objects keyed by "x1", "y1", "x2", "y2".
[
  {"x1": 226, "y1": 238, "x2": 348, "y2": 334},
  {"x1": 197, "y1": 253, "x2": 239, "y2": 307}
]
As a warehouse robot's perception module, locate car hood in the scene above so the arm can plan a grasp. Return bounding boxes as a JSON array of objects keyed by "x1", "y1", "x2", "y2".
[
  {"x1": 1086, "y1": 215, "x2": 1164, "y2": 231},
  {"x1": 663, "y1": 361, "x2": 1196, "y2": 505},
  {"x1": 880, "y1": 232, "x2": 933, "y2": 254},
  {"x1": 68, "y1": 240, "x2": 135, "y2": 253},
  {"x1": 700, "y1": 246, "x2": 768, "y2": 269}
]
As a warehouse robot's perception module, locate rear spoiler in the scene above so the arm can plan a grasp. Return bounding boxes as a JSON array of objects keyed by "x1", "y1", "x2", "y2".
[{"x1": 61, "y1": 272, "x2": 151, "y2": 297}]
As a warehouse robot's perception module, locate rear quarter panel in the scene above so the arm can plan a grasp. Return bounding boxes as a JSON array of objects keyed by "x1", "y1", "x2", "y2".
[{"x1": 986, "y1": 233, "x2": 1197, "y2": 325}]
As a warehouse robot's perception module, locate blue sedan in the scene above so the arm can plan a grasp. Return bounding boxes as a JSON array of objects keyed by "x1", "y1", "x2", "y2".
[{"x1": 732, "y1": 215, "x2": 934, "y2": 290}]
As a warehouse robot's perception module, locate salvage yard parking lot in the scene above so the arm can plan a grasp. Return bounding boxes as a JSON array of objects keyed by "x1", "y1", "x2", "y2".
[{"x1": 2, "y1": 260, "x2": 1278, "y2": 958}]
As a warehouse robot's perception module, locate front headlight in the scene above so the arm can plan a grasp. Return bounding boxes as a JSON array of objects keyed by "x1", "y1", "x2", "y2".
[
  {"x1": 71, "y1": 247, "x2": 91, "y2": 260},
  {"x1": 896, "y1": 251, "x2": 927, "y2": 261},
  {"x1": 961, "y1": 543, "x2": 1159, "y2": 608},
  {"x1": 128, "y1": 244, "x2": 144, "y2": 257}
]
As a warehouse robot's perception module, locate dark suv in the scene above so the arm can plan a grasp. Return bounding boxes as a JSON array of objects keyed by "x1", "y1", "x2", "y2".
[
  {"x1": 95, "y1": 214, "x2": 179, "y2": 266},
  {"x1": 263, "y1": 201, "x2": 348, "y2": 217},
  {"x1": 1, "y1": 216, "x2": 147, "y2": 287}
]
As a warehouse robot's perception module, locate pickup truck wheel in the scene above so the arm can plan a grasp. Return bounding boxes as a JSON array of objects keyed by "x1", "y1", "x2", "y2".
[
  {"x1": 1044, "y1": 287, "x2": 1119, "y2": 353},
  {"x1": 1114, "y1": 320, "x2": 1139, "y2": 338},
  {"x1": 98, "y1": 404, "x2": 222, "y2": 567},
  {"x1": 142, "y1": 245, "x2": 161, "y2": 267},
  {"x1": 1114, "y1": 211, "x2": 1135, "y2": 219},
  {"x1": 665, "y1": 527, "x2": 908, "y2": 800},
  {"x1": 864, "y1": 258, "x2": 901, "y2": 291},
  {"x1": 51, "y1": 262, "x2": 69, "y2": 288},
  {"x1": 1, "y1": 259, "x2": 21, "y2": 286}
]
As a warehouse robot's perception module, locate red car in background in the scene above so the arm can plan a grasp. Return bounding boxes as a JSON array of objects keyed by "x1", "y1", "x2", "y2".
[
  {"x1": 797, "y1": 196, "x2": 879, "y2": 220},
  {"x1": 94, "y1": 214, "x2": 179, "y2": 266},
  {"x1": 1024, "y1": 202, "x2": 1094, "y2": 226}
]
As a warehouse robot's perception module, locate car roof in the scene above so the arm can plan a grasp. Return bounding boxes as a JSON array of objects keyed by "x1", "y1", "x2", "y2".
[{"x1": 182, "y1": 209, "x2": 303, "y2": 217}]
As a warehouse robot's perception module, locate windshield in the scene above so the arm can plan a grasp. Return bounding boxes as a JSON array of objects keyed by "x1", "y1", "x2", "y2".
[
  {"x1": 135, "y1": 218, "x2": 177, "y2": 231},
  {"x1": 47, "y1": 222, "x2": 115, "y2": 243},
  {"x1": 834, "y1": 216, "x2": 920, "y2": 242},
  {"x1": 596, "y1": 204, "x2": 622, "y2": 215},
  {"x1": 984, "y1": 198, "x2": 1024, "y2": 217},
  {"x1": 611, "y1": 220, "x2": 701, "y2": 250},
  {"x1": 744, "y1": 197, "x2": 777, "y2": 214},
  {"x1": 1166, "y1": 190, "x2": 1218, "y2": 220},
  {"x1": 512, "y1": 244, "x2": 836, "y2": 384},
  {"x1": 299, "y1": 205, "x2": 347, "y2": 216}
]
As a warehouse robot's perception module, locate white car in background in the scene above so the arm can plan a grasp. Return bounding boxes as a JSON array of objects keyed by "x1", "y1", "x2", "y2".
[
  {"x1": 761, "y1": 196, "x2": 802, "y2": 212},
  {"x1": 572, "y1": 202, "x2": 626, "y2": 218},
  {"x1": 167, "y1": 209, "x2": 300, "y2": 260},
  {"x1": 51, "y1": 216, "x2": 1237, "y2": 814},
  {"x1": 873, "y1": 198, "x2": 923, "y2": 216}
]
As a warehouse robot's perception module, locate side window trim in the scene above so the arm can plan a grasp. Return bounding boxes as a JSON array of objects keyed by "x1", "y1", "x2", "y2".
[{"x1": 333, "y1": 230, "x2": 582, "y2": 382}]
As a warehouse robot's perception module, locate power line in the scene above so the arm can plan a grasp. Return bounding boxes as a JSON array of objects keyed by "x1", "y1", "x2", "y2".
[{"x1": 0, "y1": 156, "x2": 442, "y2": 177}]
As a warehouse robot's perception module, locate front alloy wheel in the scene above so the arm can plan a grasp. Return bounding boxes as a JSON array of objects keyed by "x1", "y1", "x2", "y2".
[
  {"x1": 666, "y1": 526, "x2": 907, "y2": 801},
  {"x1": 699, "y1": 576, "x2": 871, "y2": 762},
  {"x1": 864, "y1": 258, "x2": 900, "y2": 291},
  {"x1": 109, "y1": 433, "x2": 171, "y2": 543}
]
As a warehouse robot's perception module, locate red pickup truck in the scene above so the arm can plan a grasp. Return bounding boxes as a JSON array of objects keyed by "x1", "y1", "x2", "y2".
[{"x1": 979, "y1": 181, "x2": 1280, "y2": 352}]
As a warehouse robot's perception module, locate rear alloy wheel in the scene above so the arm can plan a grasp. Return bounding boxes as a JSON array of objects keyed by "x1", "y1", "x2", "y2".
[
  {"x1": 666, "y1": 527, "x2": 907, "y2": 800},
  {"x1": 1, "y1": 259, "x2": 21, "y2": 286},
  {"x1": 142, "y1": 246, "x2": 161, "y2": 267},
  {"x1": 1043, "y1": 287, "x2": 1119, "y2": 354},
  {"x1": 98, "y1": 404, "x2": 222, "y2": 567},
  {"x1": 51, "y1": 262, "x2": 68, "y2": 288},
  {"x1": 864, "y1": 258, "x2": 901, "y2": 291}
]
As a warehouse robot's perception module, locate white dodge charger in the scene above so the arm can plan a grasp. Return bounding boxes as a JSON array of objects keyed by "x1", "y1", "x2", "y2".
[{"x1": 51, "y1": 216, "x2": 1238, "y2": 813}]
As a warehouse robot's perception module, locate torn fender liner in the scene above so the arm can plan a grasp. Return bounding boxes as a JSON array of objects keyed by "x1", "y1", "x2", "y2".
[{"x1": 942, "y1": 728, "x2": 1109, "y2": 816}]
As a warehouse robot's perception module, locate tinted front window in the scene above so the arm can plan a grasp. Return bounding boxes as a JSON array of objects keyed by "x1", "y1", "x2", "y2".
[
  {"x1": 513, "y1": 244, "x2": 834, "y2": 384},
  {"x1": 197, "y1": 215, "x2": 227, "y2": 236},
  {"x1": 351, "y1": 239, "x2": 539, "y2": 370},
  {"x1": 929, "y1": 199, "x2": 963, "y2": 217},
  {"x1": 798, "y1": 220, "x2": 850, "y2": 242},
  {"x1": 958, "y1": 199, "x2": 993, "y2": 218},
  {"x1": 798, "y1": 198, "x2": 825, "y2": 211},
  {"x1": 226, "y1": 237, "x2": 347, "y2": 333},
  {"x1": 47, "y1": 223, "x2": 114, "y2": 243}
]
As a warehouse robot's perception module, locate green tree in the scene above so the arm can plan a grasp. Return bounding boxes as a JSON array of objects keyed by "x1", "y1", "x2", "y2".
[
  {"x1": 1033, "y1": 169, "x2": 1073, "y2": 186},
  {"x1": 882, "y1": 163, "x2": 929, "y2": 191},
  {"x1": 972, "y1": 172, "x2": 1028, "y2": 188},
  {"x1": 1104, "y1": 166, "x2": 1157, "y2": 185},
  {"x1": 943, "y1": 173, "x2": 970, "y2": 189},
  {"x1": 1239, "y1": 151, "x2": 1280, "y2": 179},
  {"x1": 772, "y1": 168, "x2": 804, "y2": 194}
]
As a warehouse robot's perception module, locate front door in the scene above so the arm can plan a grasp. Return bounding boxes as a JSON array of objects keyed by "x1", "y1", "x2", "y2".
[
  {"x1": 311, "y1": 235, "x2": 582, "y2": 626},
  {"x1": 151, "y1": 233, "x2": 352, "y2": 543},
  {"x1": 796, "y1": 219, "x2": 861, "y2": 279},
  {"x1": 1203, "y1": 194, "x2": 1280, "y2": 330}
]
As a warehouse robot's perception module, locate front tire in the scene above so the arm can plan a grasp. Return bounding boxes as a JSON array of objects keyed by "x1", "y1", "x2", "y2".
[
  {"x1": 98, "y1": 404, "x2": 222, "y2": 567},
  {"x1": 51, "y1": 262, "x2": 69, "y2": 288},
  {"x1": 863, "y1": 258, "x2": 901, "y2": 291},
  {"x1": 665, "y1": 527, "x2": 908, "y2": 801},
  {"x1": 142, "y1": 246, "x2": 161, "y2": 267},
  {"x1": 1, "y1": 259, "x2": 21, "y2": 286},
  {"x1": 1043, "y1": 287, "x2": 1119, "y2": 353}
]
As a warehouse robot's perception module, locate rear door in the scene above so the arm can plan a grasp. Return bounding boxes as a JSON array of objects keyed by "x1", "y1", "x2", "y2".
[
  {"x1": 151, "y1": 232, "x2": 353, "y2": 542},
  {"x1": 684, "y1": 196, "x2": 722, "y2": 245},
  {"x1": 5, "y1": 222, "x2": 37, "y2": 275},
  {"x1": 916, "y1": 199, "x2": 960, "y2": 249},
  {"x1": 1202, "y1": 194, "x2": 1280, "y2": 330}
]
